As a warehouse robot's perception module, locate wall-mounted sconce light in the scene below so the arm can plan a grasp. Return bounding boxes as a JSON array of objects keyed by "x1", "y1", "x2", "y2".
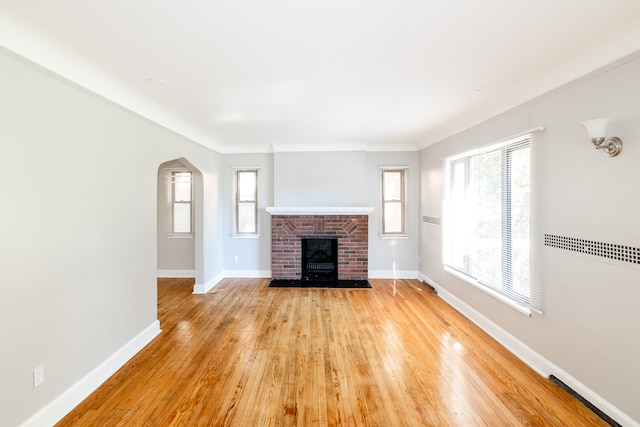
[{"x1": 582, "y1": 118, "x2": 622, "y2": 157}]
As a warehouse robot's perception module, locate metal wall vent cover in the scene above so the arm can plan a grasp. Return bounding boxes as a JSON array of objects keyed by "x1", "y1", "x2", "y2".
[
  {"x1": 422, "y1": 216, "x2": 441, "y2": 225},
  {"x1": 545, "y1": 234, "x2": 640, "y2": 265}
]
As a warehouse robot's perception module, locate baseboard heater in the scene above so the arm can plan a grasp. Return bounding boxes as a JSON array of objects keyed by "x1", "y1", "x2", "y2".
[{"x1": 548, "y1": 375, "x2": 620, "y2": 427}]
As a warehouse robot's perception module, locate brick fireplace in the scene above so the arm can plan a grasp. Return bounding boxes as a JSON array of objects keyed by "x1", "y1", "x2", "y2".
[{"x1": 266, "y1": 208, "x2": 372, "y2": 281}]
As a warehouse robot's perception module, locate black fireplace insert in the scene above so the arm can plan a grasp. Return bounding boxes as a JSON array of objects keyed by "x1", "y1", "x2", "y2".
[{"x1": 301, "y1": 237, "x2": 338, "y2": 281}]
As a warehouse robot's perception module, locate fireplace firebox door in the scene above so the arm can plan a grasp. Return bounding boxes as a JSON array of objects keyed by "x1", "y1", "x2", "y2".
[{"x1": 301, "y1": 238, "x2": 338, "y2": 281}]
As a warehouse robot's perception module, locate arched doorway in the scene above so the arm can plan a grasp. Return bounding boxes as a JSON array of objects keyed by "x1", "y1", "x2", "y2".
[{"x1": 157, "y1": 158, "x2": 203, "y2": 286}]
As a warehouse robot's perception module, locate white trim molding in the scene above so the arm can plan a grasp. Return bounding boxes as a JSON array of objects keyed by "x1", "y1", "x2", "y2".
[
  {"x1": 19, "y1": 321, "x2": 161, "y2": 427},
  {"x1": 265, "y1": 206, "x2": 374, "y2": 216},
  {"x1": 417, "y1": 272, "x2": 638, "y2": 427},
  {"x1": 194, "y1": 271, "x2": 272, "y2": 294},
  {"x1": 369, "y1": 270, "x2": 418, "y2": 280},
  {"x1": 157, "y1": 269, "x2": 196, "y2": 278},
  {"x1": 224, "y1": 270, "x2": 271, "y2": 279},
  {"x1": 193, "y1": 271, "x2": 225, "y2": 294}
]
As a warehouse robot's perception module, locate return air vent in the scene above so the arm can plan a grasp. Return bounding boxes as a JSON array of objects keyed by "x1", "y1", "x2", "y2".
[
  {"x1": 544, "y1": 234, "x2": 640, "y2": 265},
  {"x1": 422, "y1": 216, "x2": 441, "y2": 225}
]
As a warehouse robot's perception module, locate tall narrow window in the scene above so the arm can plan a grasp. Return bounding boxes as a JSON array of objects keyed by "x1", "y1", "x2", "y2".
[
  {"x1": 443, "y1": 130, "x2": 542, "y2": 313},
  {"x1": 172, "y1": 171, "x2": 192, "y2": 234},
  {"x1": 235, "y1": 169, "x2": 258, "y2": 234},
  {"x1": 381, "y1": 168, "x2": 406, "y2": 235}
]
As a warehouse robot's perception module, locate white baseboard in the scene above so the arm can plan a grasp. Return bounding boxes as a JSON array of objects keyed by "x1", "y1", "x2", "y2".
[
  {"x1": 193, "y1": 271, "x2": 225, "y2": 294},
  {"x1": 158, "y1": 270, "x2": 196, "y2": 279},
  {"x1": 20, "y1": 321, "x2": 161, "y2": 427},
  {"x1": 418, "y1": 272, "x2": 637, "y2": 427},
  {"x1": 368, "y1": 270, "x2": 418, "y2": 279},
  {"x1": 157, "y1": 269, "x2": 195, "y2": 278},
  {"x1": 193, "y1": 270, "x2": 272, "y2": 294},
  {"x1": 223, "y1": 269, "x2": 271, "y2": 278}
]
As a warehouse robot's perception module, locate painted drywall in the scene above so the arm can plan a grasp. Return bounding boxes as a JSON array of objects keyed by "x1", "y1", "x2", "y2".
[
  {"x1": 365, "y1": 151, "x2": 419, "y2": 275},
  {"x1": 222, "y1": 153, "x2": 274, "y2": 273},
  {"x1": 273, "y1": 151, "x2": 367, "y2": 207},
  {"x1": 271, "y1": 150, "x2": 419, "y2": 275},
  {"x1": 0, "y1": 49, "x2": 223, "y2": 426},
  {"x1": 157, "y1": 160, "x2": 196, "y2": 273},
  {"x1": 418, "y1": 53, "x2": 640, "y2": 424}
]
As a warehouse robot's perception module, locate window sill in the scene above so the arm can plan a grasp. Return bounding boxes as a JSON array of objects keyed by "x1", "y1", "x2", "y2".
[
  {"x1": 443, "y1": 265, "x2": 532, "y2": 316},
  {"x1": 378, "y1": 234, "x2": 410, "y2": 239},
  {"x1": 165, "y1": 234, "x2": 194, "y2": 239},
  {"x1": 231, "y1": 234, "x2": 262, "y2": 239}
]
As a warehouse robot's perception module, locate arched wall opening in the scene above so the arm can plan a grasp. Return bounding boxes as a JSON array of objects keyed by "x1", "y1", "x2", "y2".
[{"x1": 157, "y1": 158, "x2": 204, "y2": 285}]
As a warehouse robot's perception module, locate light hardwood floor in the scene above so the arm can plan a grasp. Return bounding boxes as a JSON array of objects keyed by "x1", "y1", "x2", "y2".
[{"x1": 56, "y1": 278, "x2": 606, "y2": 426}]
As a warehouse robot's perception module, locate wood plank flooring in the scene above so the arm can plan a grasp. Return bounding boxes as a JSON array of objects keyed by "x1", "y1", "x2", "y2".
[{"x1": 56, "y1": 278, "x2": 606, "y2": 426}]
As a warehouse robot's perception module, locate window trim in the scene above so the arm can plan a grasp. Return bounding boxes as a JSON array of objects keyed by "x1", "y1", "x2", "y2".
[
  {"x1": 234, "y1": 168, "x2": 258, "y2": 236},
  {"x1": 444, "y1": 265, "x2": 532, "y2": 315},
  {"x1": 380, "y1": 167, "x2": 408, "y2": 236},
  {"x1": 169, "y1": 170, "x2": 193, "y2": 236},
  {"x1": 442, "y1": 127, "x2": 543, "y2": 315}
]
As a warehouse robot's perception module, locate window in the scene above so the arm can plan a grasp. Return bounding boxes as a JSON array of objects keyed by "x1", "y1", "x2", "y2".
[
  {"x1": 235, "y1": 169, "x2": 258, "y2": 234},
  {"x1": 443, "y1": 130, "x2": 542, "y2": 313},
  {"x1": 171, "y1": 171, "x2": 192, "y2": 234},
  {"x1": 381, "y1": 168, "x2": 406, "y2": 235}
]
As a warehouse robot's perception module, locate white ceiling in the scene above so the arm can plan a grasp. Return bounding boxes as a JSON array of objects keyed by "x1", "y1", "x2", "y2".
[{"x1": 1, "y1": 0, "x2": 640, "y2": 153}]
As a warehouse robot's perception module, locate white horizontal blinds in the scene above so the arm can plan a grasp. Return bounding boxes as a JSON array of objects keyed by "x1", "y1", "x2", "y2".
[
  {"x1": 172, "y1": 171, "x2": 192, "y2": 233},
  {"x1": 236, "y1": 169, "x2": 257, "y2": 234},
  {"x1": 528, "y1": 131, "x2": 543, "y2": 313},
  {"x1": 444, "y1": 128, "x2": 543, "y2": 312},
  {"x1": 382, "y1": 169, "x2": 405, "y2": 234}
]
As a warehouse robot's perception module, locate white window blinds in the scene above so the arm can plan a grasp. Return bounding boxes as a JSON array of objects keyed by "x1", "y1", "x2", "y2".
[{"x1": 443, "y1": 128, "x2": 543, "y2": 314}]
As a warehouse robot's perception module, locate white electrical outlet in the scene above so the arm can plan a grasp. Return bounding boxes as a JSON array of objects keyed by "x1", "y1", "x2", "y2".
[
  {"x1": 33, "y1": 365, "x2": 44, "y2": 388},
  {"x1": 233, "y1": 255, "x2": 239, "y2": 263}
]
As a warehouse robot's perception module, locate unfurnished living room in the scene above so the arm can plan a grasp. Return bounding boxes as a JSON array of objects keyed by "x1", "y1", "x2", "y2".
[{"x1": 1, "y1": 1, "x2": 639, "y2": 426}]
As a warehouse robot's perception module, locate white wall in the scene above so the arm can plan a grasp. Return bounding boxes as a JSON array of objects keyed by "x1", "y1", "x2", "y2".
[
  {"x1": 365, "y1": 152, "x2": 419, "y2": 276},
  {"x1": 0, "y1": 49, "x2": 223, "y2": 426},
  {"x1": 274, "y1": 151, "x2": 367, "y2": 207},
  {"x1": 418, "y1": 53, "x2": 640, "y2": 425},
  {"x1": 222, "y1": 153, "x2": 274, "y2": 274},
  {"x1": 272, "y1": 150, "x2": 419, "y2": 276}
]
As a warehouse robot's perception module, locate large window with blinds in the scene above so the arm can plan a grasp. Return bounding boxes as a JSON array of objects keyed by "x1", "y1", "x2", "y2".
[{"x1": 443, "y1": 130, "x2": 542, "y2": 314}]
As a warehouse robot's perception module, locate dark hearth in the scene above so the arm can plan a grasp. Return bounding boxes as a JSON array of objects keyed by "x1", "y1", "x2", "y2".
[
  {"x1": 301, "y1": 238, "x2": 338, "y2": 281},
  {"x1": 268, "y1": 279, "x2": 371, "y2": 289}
]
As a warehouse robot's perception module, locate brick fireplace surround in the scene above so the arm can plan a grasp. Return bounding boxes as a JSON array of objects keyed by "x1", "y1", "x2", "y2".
[{"x1": 267, "y1": 208, "x2": 372, "y2": 281}]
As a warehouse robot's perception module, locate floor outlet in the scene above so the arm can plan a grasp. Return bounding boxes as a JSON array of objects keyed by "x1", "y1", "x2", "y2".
[{"x1": 33, "y1": 365, "x2": 44, "y2": 388}]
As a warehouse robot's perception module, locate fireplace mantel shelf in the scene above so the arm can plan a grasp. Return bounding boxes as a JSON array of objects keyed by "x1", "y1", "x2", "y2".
[{"x1": 266, "y1": 207, "x2": 374, "y2": 216}]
